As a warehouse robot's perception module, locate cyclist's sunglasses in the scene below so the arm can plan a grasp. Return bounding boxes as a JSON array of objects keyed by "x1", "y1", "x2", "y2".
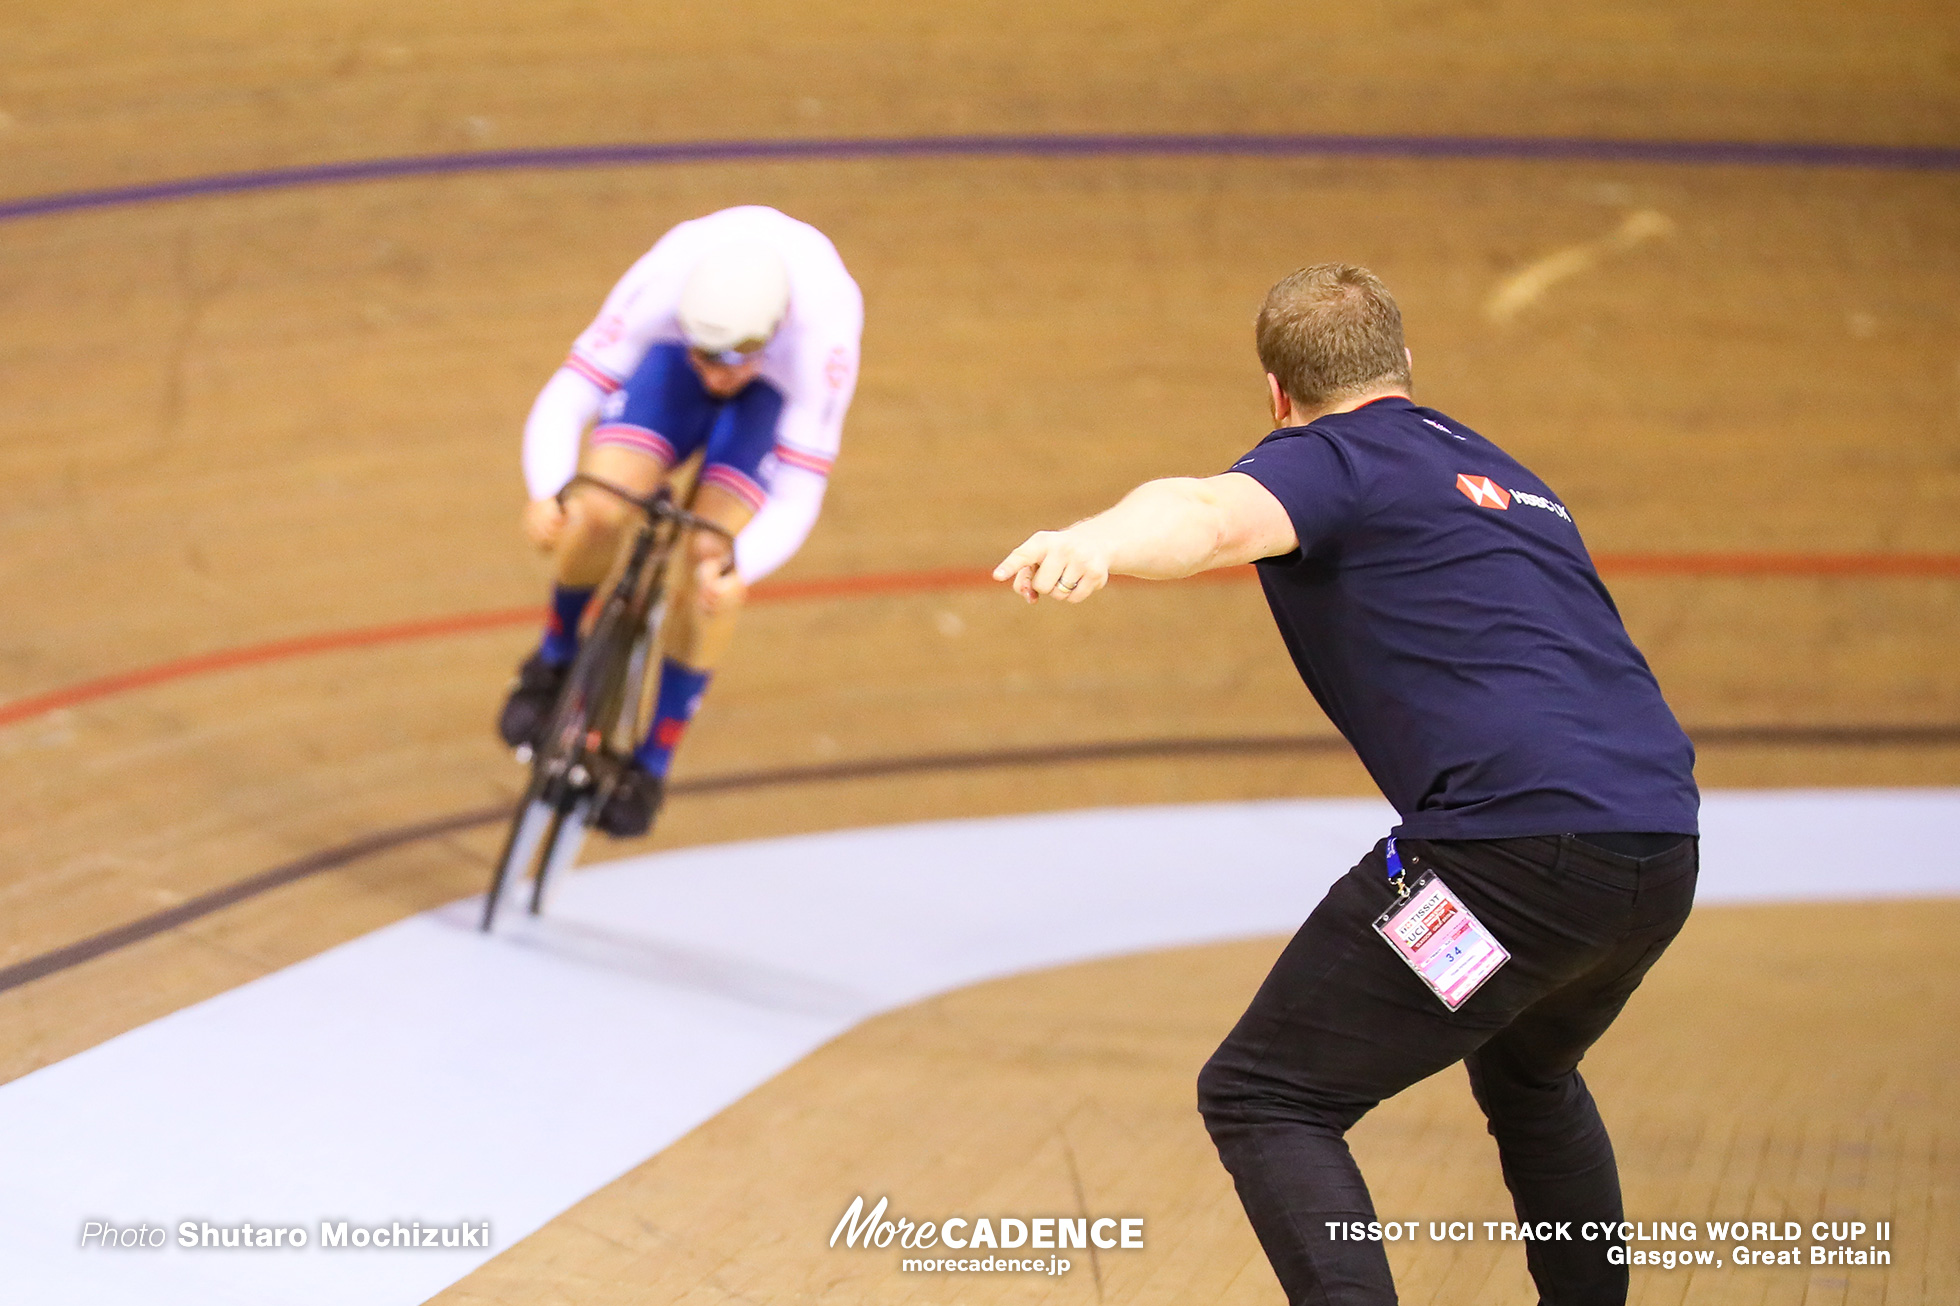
[{"x1": 689, "y1": 340, "x2": 769, "y2": 367}]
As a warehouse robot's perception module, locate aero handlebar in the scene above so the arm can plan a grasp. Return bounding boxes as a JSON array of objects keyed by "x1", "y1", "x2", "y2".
[{"x1": 558, "y1": 474, "x2": 738, "y2": 545}]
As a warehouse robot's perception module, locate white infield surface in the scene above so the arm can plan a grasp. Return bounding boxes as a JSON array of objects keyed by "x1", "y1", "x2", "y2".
[{"x1": 4, "y1": 790, "x2": 1957, "y2": 1304}]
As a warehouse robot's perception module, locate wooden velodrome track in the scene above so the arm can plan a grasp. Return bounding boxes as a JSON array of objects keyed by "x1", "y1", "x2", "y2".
[{"x1": 3, "y1": 1, "x2": 1958, "y2": 1301}]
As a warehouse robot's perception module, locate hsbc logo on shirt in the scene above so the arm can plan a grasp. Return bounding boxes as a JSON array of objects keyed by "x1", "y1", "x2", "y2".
[
  {"x1": 1456, "y1": 474, "x2": 1511, "y2": 509},
  {"x1": 1455, "y1": 473, "x2": 1572, "y2": 523}
]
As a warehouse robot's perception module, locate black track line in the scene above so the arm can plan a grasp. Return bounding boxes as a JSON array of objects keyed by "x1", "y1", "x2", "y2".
[{"x1": 4, "y1": 723, "x2": 1956, "y2": 996}]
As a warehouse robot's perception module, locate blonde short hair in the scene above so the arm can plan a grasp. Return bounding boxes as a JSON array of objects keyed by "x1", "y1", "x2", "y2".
[{"x1": 1255, "y1": 264, "x2": 1411, "y2": 410}]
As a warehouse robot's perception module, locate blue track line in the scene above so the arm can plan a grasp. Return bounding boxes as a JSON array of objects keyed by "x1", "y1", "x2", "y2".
[{"x1": 4, "y1": 132, "x2": 1957, "y2": 225}]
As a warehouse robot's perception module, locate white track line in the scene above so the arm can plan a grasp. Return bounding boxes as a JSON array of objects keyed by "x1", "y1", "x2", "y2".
[
  {"x1": 3, "y1": 791, "x2": 1955, "y2": 1304},
  {"x1": 1484, "y1": 208, "x2": 1675, "y2": 324}
]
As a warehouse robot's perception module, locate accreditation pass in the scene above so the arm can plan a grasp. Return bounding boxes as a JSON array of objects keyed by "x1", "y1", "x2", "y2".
[{"x1": 1372, "y1": 864, "x2": 1510, "y2": 1011}]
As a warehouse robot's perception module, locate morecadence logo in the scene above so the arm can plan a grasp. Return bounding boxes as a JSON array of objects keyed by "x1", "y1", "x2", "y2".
[{"x1": 830, "y1": 1195, "x2": 1143, "y2": 1276}]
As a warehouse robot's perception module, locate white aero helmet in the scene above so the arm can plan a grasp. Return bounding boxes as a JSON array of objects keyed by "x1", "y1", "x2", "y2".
[{"x1": 677, "y1": 241, "x2": 792, "y2": 358}]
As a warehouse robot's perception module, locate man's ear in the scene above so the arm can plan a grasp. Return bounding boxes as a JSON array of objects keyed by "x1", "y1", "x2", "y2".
[{"x1": 1267, "y1": 373, "x2": 1292, "y2": 426}]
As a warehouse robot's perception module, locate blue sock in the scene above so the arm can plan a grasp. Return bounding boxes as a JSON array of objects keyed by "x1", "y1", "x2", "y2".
[
  {"x1": 539, "y1": 585, "x2": 594, "y2": 667},
  {"x1": 634, "y1": 659, "x2": 713, "y2": 776}
]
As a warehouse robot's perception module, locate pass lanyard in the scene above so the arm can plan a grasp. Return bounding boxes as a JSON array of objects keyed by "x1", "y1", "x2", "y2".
[{"x1": 1386, "y1": 837, "x2": 1410, "y2": 899}]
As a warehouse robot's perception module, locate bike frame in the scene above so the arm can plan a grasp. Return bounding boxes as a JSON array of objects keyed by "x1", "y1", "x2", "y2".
[{"x1": 481, "y1": 476, "x2": 733, "y2": 932}]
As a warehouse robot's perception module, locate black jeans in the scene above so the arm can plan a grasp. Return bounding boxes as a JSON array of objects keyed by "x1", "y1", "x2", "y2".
[{"x1": 1197, "y1": 834, "x2": 1698, "y2": 1306}]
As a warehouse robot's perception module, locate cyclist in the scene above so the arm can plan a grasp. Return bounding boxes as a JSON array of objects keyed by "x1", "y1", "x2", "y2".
[{"x1": 499, "y1": 205, "x2": 862, "y2": 836}]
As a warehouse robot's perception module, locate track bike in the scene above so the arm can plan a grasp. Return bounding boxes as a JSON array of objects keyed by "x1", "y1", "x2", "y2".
[{"x1": 481, "y1": 475, "x2": 732, "y2": 932}]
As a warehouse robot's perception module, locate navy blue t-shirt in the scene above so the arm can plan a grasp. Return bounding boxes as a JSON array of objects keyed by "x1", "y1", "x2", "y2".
[{"x1": 1229, "y1": 397, "x2": 1698, "y2": 840}]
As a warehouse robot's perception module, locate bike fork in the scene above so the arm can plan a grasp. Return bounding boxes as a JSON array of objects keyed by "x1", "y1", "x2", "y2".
[
  {"x1": 529, "y1": 797, "x2": 593, "y2": 915},
  {"x1": 482, "y1": 796, "x2": 554, "y2": 931}
]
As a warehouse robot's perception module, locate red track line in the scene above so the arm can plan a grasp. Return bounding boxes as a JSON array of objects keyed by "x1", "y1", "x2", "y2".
[
  {"x1": 0, "y1": 607, "x2": 542, "y2": 730},
  {"x1": 1, "y1": 554, "x2": 1956, "y2": 732},
  {"x1": 1599, "y1": 552, "x2": 1960, "y2": 578},
  {"x1": 749, "y1": 565, "x2": 999, "y2": 600},
  {"x1": 761, "y1": 554, "x2": 1960, "y2": 597}
]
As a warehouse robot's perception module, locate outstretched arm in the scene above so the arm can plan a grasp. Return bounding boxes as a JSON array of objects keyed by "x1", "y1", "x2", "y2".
[{"x1": 992, "y1": 471, "x2": 1298, "y2": 604}]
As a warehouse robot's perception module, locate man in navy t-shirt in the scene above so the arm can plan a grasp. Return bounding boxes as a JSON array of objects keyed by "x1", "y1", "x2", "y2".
[
  {"x1": 995, "y1": 264, "x2": 1698, "y2": 1305},
  {"x1": 1232, "y1": 394, "x2": 1698, "y2": 842}
]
